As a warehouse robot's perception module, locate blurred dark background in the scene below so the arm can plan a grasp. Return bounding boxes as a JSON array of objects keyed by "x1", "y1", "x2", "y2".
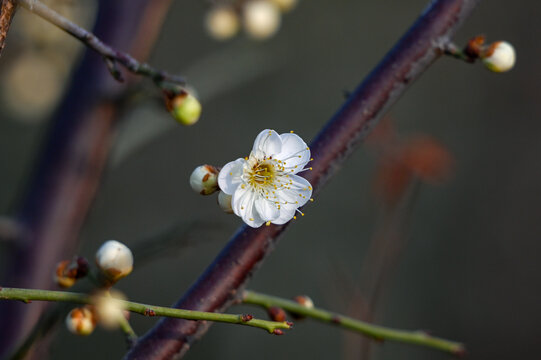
[{"x1": 1, "y1": 0, "x2": 540, "y2": 359}]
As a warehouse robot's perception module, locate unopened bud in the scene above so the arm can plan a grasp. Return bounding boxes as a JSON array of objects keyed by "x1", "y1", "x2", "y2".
[
  {"x1": 243, "y1": 0, "x2": 281, "y2": 40},
  {"x1": 166, "y1": 92, "x2": 202, "y2": 126},
  {"x1": 190, "y1": 165, "x2": 219, "y2": 195},
  {"x1": 291, "y1": 295, "x2": 314, "y2": 320},
  {"x1": 66, "y1": 307, "x2": 97, "y2": 336},
  {"x1": 95, "y1": 240, "x2": 133, "y2": 282},
  {"x1": 54, "y1": 257, "x2": 89, "y2": 288},
  {"x1": 270, "y1": 0, "x2": 298, "y2": 12},
  {"x1": 92, "y1": 290, "x2": 127, "y2": 329},
  {"x1": 267, "y1": 306, "x2": 287, "y2": 322},
  {"x1": 205, "y1": 6, "x2": 240, "y2": 40},
  {"x1": 217, "y1": 191, "x2": 233, "y2": 213},
  {"x1": 482, "y1": 41, "x2": 516, "y2": 73},
  {"x1": 293, "y1": 295, "x2": 314, "y2": 309}
]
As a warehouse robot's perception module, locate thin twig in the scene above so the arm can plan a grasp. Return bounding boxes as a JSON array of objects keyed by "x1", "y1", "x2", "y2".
[
  {"x1": 15, "y1": 0, "x2": 185, "y2": 89},
  {"x1": 242, "y1": 290, "x2": 465, "y2": 356},
  {"x1": 124, "y1": 1, "x2": 481, "y2": 359},
  {"x1": 0, "y1": 287, "x2": 291, "y2": 334}
]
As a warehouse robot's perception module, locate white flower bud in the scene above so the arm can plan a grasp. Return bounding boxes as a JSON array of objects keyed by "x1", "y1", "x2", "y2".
[
  {"x1": 205, "y1": 6, "x2": 240, "y2": 40},
  {"x1": 190, "y1": 165, "x2": 219, "y2": 195},
  {"x1": 243, "y1": 0, "x2": 281, "y2": 40},
  {"x1": 92, "y1": 290, "x2": 127, "y2": 329},
  {"x1": 217, "y1": 191, "x2": 233, "y2": 213},
  {"x1": 482, "y1": 41, "x2": 516, "y2": 73},
  {"x1": 95, "y1": 240, "x2": 133, "y2": 282},
  {"x1": 66, "y1": 307, "x2": 96, "y2": 336},
  {"x1": 270, "y1": 0, "x2": 298, "y2": 12}
]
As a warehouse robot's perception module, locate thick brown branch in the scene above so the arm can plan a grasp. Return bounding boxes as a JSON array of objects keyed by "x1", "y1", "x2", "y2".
[
  {"x1": 0, "y1": 0, "x2": 17, "y2": 57},
  {"x1": 125, "y1": 0, "x2": 480, "y2": 359}
]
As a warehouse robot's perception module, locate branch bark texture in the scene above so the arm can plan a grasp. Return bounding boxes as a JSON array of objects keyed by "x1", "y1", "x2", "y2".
[
  {"x1": 125, "y1": 0, "x2": 480, "y2": 359},
  {"x1": 0, "y1": 0, "x2": 17, "y2": 57}
]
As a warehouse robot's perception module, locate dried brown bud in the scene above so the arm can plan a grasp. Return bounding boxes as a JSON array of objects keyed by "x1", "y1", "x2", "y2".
[
  {"x1": 267, "y1": 306, "x2": 287, "y2": 322},
  {"x1": 463, "y1": 35, "x2": 486, "y2": 61},
  {"x1": 54, "y1": 256, "x2": 90, "y2": 288}
]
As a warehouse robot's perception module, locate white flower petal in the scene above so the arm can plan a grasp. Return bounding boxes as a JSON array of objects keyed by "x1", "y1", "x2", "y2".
[
  {"x1": 271, "y1": 207, "x2": 296, "y2": 225},
  {"x1": 232, "y1": 187, "x2": 265, "y2": 227},
  {"x1": 218, "y1": 158, "x2": 245, "y2": 195},
  {"x1": 275, "y1": 174, "x2": 312, "y2": 208},
  {"x1": 254, "y1": 197, "x2": 280, "y2": 221},
  {"x1": 252, "y1": 129, "x2": 282, "y2": 157},
  {"x1": 276, "y1": 133, "x2": 310, "y2": 173}
]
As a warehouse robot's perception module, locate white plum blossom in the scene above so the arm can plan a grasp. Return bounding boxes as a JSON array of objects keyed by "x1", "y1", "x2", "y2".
[{"x1": 218, "y1": 129, "x2": 313, "y2": 227}]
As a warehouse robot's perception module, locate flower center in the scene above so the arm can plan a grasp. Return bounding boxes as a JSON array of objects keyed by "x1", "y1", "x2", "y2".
[{"x1": 247, "y1": 161, "x2": 276, "y2": 187}]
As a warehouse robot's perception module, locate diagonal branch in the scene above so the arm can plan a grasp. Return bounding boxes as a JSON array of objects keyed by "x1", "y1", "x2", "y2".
[
  {"x1": 15, "y1": 0, "x2": 185, "y2": 88},
  {"x1": 125, "y1": 0, "x2": 480, "y2": 359},
  {"x1": 0, "y1": 0, "x2": 17, "y2": 57}
]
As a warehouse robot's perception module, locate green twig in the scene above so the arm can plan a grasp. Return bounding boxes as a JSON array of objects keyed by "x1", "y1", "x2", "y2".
[
  {"x1": 242, "y1": 290, "x2": 465, "y2": 356},
  {"x1": 0, "y1": 287, "x2": 290, "y2": 334}
]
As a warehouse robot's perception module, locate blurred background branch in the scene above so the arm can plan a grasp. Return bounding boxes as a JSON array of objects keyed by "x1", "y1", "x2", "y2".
[{"x1": 0, "y1": 0, "x2": 175, "y2": 358}]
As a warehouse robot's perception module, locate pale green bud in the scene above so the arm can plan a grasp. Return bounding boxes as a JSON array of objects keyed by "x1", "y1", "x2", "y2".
[{"x1": 168, "y1": 92, "x2": 202, "y2": 126}]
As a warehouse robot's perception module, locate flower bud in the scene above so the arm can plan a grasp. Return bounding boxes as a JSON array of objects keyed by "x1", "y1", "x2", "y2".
[
  {"x1": 92, "y1": 290, "x2": 127, "y2": 329},
  {"x1": 66, "y1": 307, "x2": 96, "y2": 336},
  {"x1": 291, "y1": 295, "x2": 314, "y2": 320},
  {"x1": 166, "y1": 92, "x2": 202, "y2": 126},
  {"x1": 205, "y1": 6, "x2": 240, "y2": 40},
  {"x1": 267, "y1": 306, "x2": 287, "y2": 322},
  {"x1": 482, "y1": 41, "x2": 516, "y2": 73},
  {"x1": 95, "y1": 240, "x2": 133, "y2": 282},
  {"x1": 217, "y1": 191, "x2": 233, "y2": 213},
  {"x1": 54, "y1": 257, "x2": 89, "y2": 288},
  {"x1": 293, "y1": 295, "x2": 314, "y2": 309},
  {"x1": 270, "y1": 0, "x2": 298, "y2": 13},
  {"x1": 243, "y1": 0, "x2": 281, "y2": 40},
  {"x1": 190, "y1": 165, "x2": 219, "y2": 195}
]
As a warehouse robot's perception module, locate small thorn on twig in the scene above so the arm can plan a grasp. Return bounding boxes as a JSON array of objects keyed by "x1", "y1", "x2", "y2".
[
  {"x1": 240, "y1": 314, "x2": 253, "y2": 322},
  {"x1": 331, "y1": 315, "x2": 341, "y2": 324},
  {"x1": 272, "y1": 329, "x2": 284, "y2": 335},
  {"x1": 144, "y1": 308, "x2": 156, "y2": 316},
  {"x1": 104, "y1": 57, "x2": 125, "y2": 82},
  {"x1": 286, "y1": 321, "x2": 294, "y2": 328}
]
